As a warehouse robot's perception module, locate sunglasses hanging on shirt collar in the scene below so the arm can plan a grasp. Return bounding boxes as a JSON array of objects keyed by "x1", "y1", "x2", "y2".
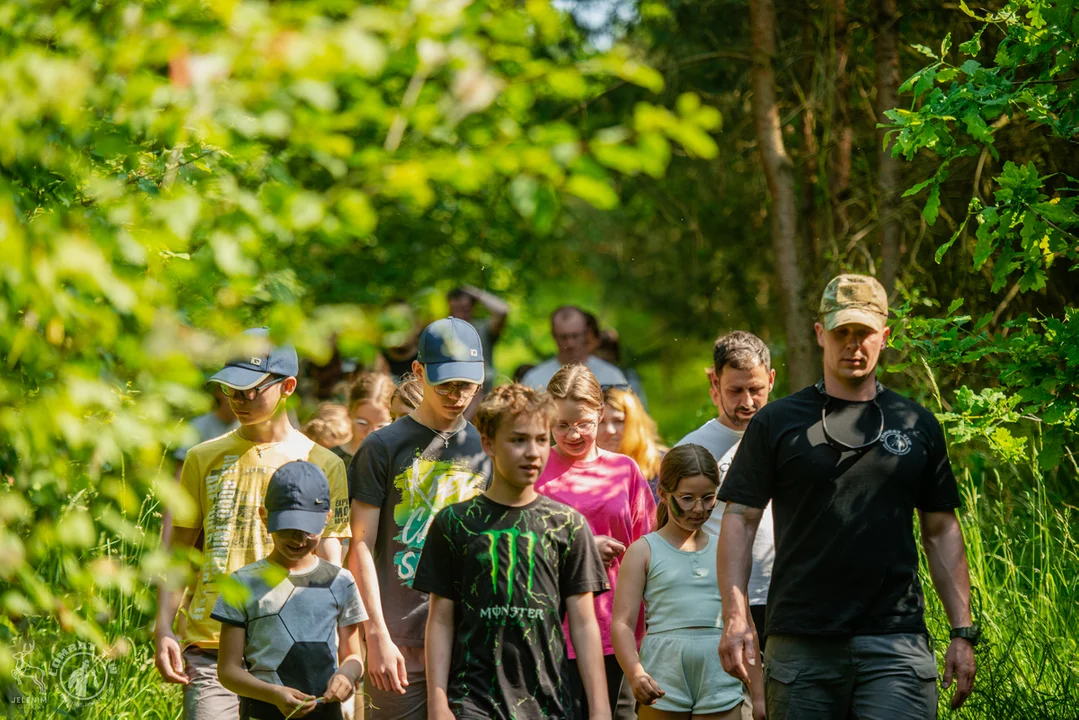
[{"x1": 815, "y1": 378, "x2": 886, "y2": 451}]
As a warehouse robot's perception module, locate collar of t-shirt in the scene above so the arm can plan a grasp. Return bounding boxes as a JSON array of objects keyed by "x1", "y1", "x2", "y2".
[{"x1": 708, "y1": 418, "x2": 745, "y2": 441}]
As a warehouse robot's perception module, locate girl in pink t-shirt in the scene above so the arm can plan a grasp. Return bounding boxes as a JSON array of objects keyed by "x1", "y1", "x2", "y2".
[{"x1": 536, "y1": 363, "x2": 656, "y2": 720}]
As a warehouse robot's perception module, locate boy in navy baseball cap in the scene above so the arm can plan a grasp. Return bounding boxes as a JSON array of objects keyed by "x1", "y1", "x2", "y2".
[{"x1": 213, "y1": 461, "x2": 367, "y2": 720}]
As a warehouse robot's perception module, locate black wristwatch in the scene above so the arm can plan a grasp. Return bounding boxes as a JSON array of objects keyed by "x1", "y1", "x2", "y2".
[{"x1": 950, "y1": 625, "x2": 981, "y2": 647}]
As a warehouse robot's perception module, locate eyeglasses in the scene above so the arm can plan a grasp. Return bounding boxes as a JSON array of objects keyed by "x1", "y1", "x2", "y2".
[
  {"x1": 354, "y1": 418, "x2": 391, "y2": 431},
  {"x1": 431, "y1": 381, "x2": 480, "y2": 397},
  {"x1": 673, "y1": 494, "x2": 719, "y2": 512},
  {"x1": 220, "y1": 376, "x2": 287, "y2": 402},
  {"x1": 553, "y1": 420, "x2": 598, "y2": 435}
]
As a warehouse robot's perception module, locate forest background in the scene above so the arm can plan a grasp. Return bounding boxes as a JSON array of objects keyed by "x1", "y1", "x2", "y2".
[{"x1": 0, "y1": 0, "x2": 1076, "y2": 717}]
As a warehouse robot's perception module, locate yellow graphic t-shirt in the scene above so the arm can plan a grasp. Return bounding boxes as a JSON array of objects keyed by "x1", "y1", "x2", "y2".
[{"x1": 173, "y1": 429, "x2": 351, "y2": 649}]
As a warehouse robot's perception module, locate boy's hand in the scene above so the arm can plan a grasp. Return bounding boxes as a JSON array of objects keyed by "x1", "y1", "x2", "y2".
[
  {"x1": 628, "y1": 669, "x2": 665, "y2": 705},
  {"x1": 322, "y1": 671, "x2": 355, "y2": 703},
  {"x1": 153, "y1": 632, "x2": 189, "y2": 684},
  {"x1": 593, "y1": 535, "x2": 626, "y2": 568},
  {"x1": 367, "y1": 632, "x2": 409, "y2": 694},
  {"x1": 273, "y1": 686, "x2": 318, "y2": 718}
]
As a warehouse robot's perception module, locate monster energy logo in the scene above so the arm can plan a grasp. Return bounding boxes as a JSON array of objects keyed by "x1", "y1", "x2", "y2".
[{"x1": 482, "y1": 528, "x2": 537, "y2": 602}]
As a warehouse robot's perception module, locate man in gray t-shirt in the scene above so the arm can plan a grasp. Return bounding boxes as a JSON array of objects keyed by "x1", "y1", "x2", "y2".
[{"x1": 675, "y1": 331, "x2": 775, "y2": 644}]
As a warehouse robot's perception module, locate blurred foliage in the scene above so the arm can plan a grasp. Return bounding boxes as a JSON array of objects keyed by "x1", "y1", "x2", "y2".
[{"x1": 0, "y1": 0, "x2": 719, "y2": 683}]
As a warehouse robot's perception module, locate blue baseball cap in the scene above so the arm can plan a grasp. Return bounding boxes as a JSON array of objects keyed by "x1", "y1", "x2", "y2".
[
  {"x1": 210, "y1": 327, "x2": 300, "y2": 391},
  {"x1": 265, "y1": 461, "x2": 331, "y2": 535},
  {"x1": 417, "y1": 317, "x2": 484, "y2": 385}
]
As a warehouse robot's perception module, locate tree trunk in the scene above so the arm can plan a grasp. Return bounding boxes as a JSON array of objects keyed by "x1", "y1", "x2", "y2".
[
  {"x1": 749, "y1": 0, "x2": 817, "y2": 391},
  {"x1": 875, "y1": 0, "x2": 901, "y2": 295},
  {"x1": 831, "y1": 0, "x2": 852, "y2": 243}
]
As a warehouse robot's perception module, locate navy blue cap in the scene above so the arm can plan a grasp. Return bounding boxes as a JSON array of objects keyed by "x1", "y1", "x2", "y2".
[
  {"x1": 417, "y1": 317, "x2": 484, "y2": 385},
  {"x1": 264, "y1": 461, "x2": 331, "y2": 534},
  {"x1": 210, "y1": 328, "x2": 300, "y2": 391}
]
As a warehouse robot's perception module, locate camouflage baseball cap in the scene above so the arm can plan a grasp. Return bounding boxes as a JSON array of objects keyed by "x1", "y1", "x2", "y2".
[{"x1": 819, "y1": 274, "x2": 888, "y2": 331}]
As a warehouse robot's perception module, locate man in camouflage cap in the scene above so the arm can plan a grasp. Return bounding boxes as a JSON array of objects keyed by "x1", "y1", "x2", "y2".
[{"x1": 717, "y1": 274, "x2": 978, "y2": 718}]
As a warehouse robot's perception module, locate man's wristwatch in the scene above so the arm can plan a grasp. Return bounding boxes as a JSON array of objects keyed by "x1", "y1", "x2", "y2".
[{"x1": 950, "y1": 625, "x2": 981, "y2": 647}]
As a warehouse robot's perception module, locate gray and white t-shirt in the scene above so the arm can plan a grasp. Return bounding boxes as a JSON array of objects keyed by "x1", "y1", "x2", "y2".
[
  {"x1": 211, "y1": 558, "x2": 366, "y2": 701},
  {"x1": 676, "y1": 419, "x2": 775, "y2": 607}
]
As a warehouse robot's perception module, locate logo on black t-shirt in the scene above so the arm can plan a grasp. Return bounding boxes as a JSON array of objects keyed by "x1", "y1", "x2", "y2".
[{"x1": 881, "y1": 429, "x2": 913, "y2": 455}]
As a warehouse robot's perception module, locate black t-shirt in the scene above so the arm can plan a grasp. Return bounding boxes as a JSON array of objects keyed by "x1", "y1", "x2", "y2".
[
  {"x1": 718, "y1": 384, "x2": 960, "y2": 638},
  {"x1": 348, "y1": 416, "x2": 492, "y2": 646},
  {"x1": 413, "y1": 494, "x2": 609, "y2": 720}
]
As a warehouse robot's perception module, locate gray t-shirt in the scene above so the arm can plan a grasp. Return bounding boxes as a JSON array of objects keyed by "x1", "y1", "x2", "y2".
[
  {"x1": 211, "y1": 558, "x2": 366, "y2": 700},
  {"x1": 174, "y1": 412, "x2": 239, "y2": 461},
  {"x1": 348, "y1": 416, "x2": 491, "y2": 646},
  {"x1": 676, "y1": 419, "x2": 775, "y2": 607},
  {"x1": 522, "y1": 355, "x2": 628, "y2": 390}
]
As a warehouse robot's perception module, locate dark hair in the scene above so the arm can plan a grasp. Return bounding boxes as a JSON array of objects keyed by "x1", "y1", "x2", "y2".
[
  {"x1": 447, "y1": 287, "x2": 472, "y2": 302},
  {"x1": 475, "y1": 384, "x2": 557, "y2": 440},
  {"x1": 713, "y1": 331, "x2": 771, "y2": 376},
  {"x1": 512, "y1": 363, "x2": 535, "y2": 383},
  {"x1": 551, "y1": 306, "x2": 600, "y2": 339},
  {"x1": 656, "y1": 444, "x2": 720, "y2": 528}
]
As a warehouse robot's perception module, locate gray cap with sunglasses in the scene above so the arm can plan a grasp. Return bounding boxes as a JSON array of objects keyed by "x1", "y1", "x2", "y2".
[
  {"x1": 265, "y1": 461, "x2": 332, "y2": 535},
  {"x1": 210, "y1": 327, "x2": 300, "y2": 391}
]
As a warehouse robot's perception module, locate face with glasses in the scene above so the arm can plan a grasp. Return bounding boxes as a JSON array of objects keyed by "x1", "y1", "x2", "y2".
[
  {"x1": 551, "y1": 399, "x2": 602, "y2": 459},
  {"x1": 660, "y1": 473, "x2": 719, "y2": 531},
  {"x1": 414, "y1": 362, "x2": 481, "y2": 422},
  {"x1": 349, "y1": 401, "x2": 392, "y2": 450},
  {"x1": 220, "y1": 375, "x2": 295, "y2": 424}
]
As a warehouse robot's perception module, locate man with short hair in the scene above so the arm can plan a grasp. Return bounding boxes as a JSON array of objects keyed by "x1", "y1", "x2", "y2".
[
  {"x1": 717, "y1": 274, "x2": 978, "y2": 718},
  {"x1": 522, "y1": 306, "x2": 628, "y2": 390},
  {"x1": 677, "y1": 330, "x2": 774, "y2": 718},
  {"x1": 447, "y1": 286, "x2": 509, "y2": 393},
  {"x1": 347, "y1": 317, "x2": 492, "y2": 720}
]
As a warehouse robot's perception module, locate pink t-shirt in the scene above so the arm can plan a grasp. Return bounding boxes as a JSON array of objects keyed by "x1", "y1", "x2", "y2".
[{"x1": 536, "y1": 448, "x2": 656, "y2": 657}]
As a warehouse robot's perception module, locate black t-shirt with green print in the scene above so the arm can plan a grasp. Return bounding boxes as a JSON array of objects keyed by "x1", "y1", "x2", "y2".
[{"x1": 414, "y1": 494, "x2": 608, "y2": 720}]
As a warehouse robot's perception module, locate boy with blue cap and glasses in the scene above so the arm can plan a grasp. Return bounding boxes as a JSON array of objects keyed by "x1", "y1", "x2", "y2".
[
  {"x1": 155, "y1": 328, "x2": 352, "y2": 719},
  {"x1": 347, "y1": 318, "x2": 492, "y2": 720},
  {"x1": 215, "y1": 460, "x2": 367, "y2": 719}
]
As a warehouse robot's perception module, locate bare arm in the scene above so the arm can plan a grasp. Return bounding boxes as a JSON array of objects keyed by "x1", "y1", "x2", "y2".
[
  {"x1": 218, "y1": 624, "x2": 317, "y2": 717},
  {"x1": 345, "y1": 500, "x2": 407, "y2": 694},
  {"x1": 153, "y1": 524, "x2": 201, "y2": 684},
  {"x1": 717, "y1": 502, "x2": 764, "y2": 684},
  {"x1": 566, "y1": 593, "x2": 611, "y2": 720},
  {"x1": 920, "y1": 509, "x2": 976, "y2": 709},
  {"x1": 463, "y1": 285, "x2": 509, "y2": 337},
  {"x1": 425, "y1": 594, "x2": 456, "y2": 720},
  {"x1": 323, "y1": 623, "x2": 365, "y2": 704},
  {"x1": 611, "y1": 540, "x2": 664, "y2": 706}
]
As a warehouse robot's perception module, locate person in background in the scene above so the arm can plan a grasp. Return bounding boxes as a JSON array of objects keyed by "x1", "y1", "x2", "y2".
[
  {"x1": 389, "y1": 374, "x2": 423, "y2": 421},
  {"x1": 376, "y1": 302, "x2": 424, "y2": 381},
  {"x1": 537, "y1": 364, "x2": 655, "y2": 720},
  {"x1": 417, "y1": 384, "x2": 612, "y2": 720},
  {"x1": 446, "y1": 286, "x2": 509, "y2": 394},
  {"x1": 154, "y1": 328, "x2": 352, "y2": 720},
  {"x1": 611, "y1": 444, "x2": 750, "y2": 720},
  {"x1": 513, "y1": 364, "x2": 536, "y2": 384},
  {"x1": 303, "y1": 404, "x2": 353, "y2": 452},
  {"x1": 347, "y1": 318, "x2": 492, "y2": 720},
  {"x1": 594, "y1": 329, "x2": 648, "y2": 409},
  {"x1": 598, "y1": 387, "x2": 666, "y2": 500},
  {"x1": 718, "y1": 275, "x2": 977, "y2": 718},
  {"x1": 522, "y1": 307, "x2": 628, "y2": 391},
  {"x1": 174, "y1": 385, "x2": 239, "y2": 465},
  {"x1": 336, "y1": 372, "x2": 395, "y2": 463}
]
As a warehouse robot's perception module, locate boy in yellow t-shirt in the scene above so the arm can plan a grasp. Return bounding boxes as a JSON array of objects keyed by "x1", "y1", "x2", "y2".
[{"x1": 154, "y1": 328, "x2": 351, "y2": 720}]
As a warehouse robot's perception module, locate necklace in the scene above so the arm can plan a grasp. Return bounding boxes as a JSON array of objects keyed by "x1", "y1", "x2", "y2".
[{"x1": 410, "y1": 412, "x2": 464, "y2": 448}]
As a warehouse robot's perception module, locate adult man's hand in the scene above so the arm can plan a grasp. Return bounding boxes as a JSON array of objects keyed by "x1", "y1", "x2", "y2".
[
  {"x1": 942, "y1": 637, "x2": 976, "y2": 708},
  {"x1": 366, "y1": 632, "x2": 408, "y2": 695},
  {"x1": 718, "y1": 612, "x2": 758, "y2": 686}
]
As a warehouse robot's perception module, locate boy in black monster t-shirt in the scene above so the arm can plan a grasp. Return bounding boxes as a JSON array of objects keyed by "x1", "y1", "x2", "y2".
[{"x1": 414, "y1": 384, "x2": 612, "y2": 720}]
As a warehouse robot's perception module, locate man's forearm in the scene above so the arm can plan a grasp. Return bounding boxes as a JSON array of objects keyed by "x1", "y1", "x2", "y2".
[
  {"x1": 717, "y1": 503, "x2": 761, "y2": 623},
  {"x1": 346, "y1": 542, "x2": 391, "y2": 637},
  {"x1": 922, "y1": 512, "x2": 973, "y2": 627}
]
